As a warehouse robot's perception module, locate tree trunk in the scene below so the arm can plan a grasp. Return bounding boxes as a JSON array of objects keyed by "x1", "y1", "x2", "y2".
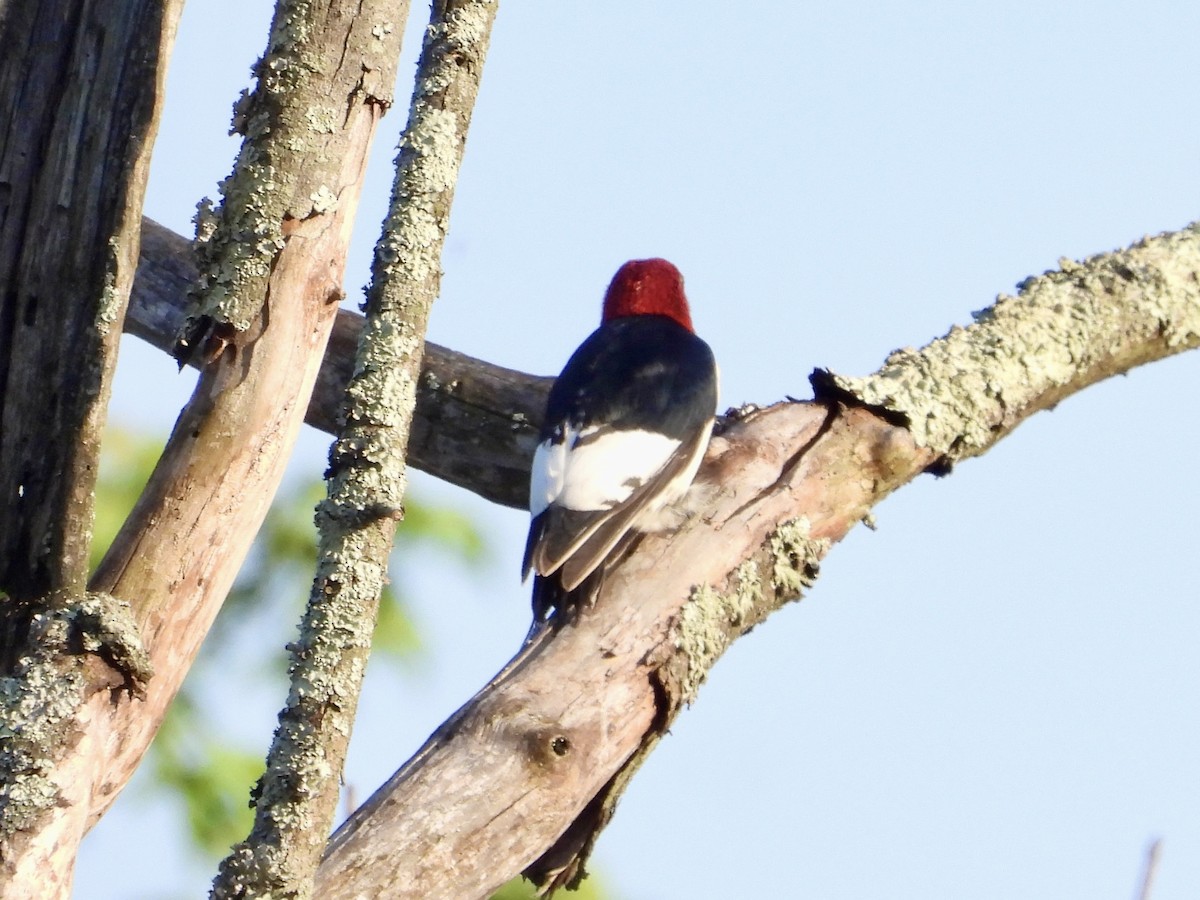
[
  {"x1": 0, "y1": 1, "x2": 184, "y2": 893},
  {"x1": 0, "y1": 0, "x2": 406, "y2": 891}
]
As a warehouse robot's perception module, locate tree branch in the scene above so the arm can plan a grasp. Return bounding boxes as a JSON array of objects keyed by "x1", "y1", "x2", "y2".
[
  {"x1": 0, "y1": 0, "x2": 175, "y2": 600},
  {"x1": 131, "y1": 218, "x2": 549, "y2": 509},
  {"x1": 814, "y1": 228, "x2": 1200, "y2": 466},
  {"x1": 126, "y1": 182, "x2": 1200, "y2": 897},
  {"x1": 313, "y1": 225, "x2": 1200, "y2": 897},
  {"x1": 79, "y1": 0, "x2": 406, "y2": 852},
  {"x1": 212, "y1": 1, "x2": 497, "y2": 895}
]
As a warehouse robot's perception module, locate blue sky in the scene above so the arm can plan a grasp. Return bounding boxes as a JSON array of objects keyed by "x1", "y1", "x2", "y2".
[{"x1": 78, "y1": 2, "x2": 1199, "y2": 898}]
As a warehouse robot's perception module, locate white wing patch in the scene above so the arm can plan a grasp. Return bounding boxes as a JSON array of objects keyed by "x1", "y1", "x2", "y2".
[
  {"x1": 630, "y1": 418, "x2": 711, "y2": 532},
  {"x1": 529, "y1": 425, "x2": 680, "y2": 517},
  {"x1": 529, "y1": 437, "x2": 568, "y2": 518}
]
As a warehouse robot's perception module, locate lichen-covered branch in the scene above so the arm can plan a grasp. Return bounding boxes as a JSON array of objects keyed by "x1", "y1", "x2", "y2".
[
  {"x1": 211, "y1": 2, "x2": 498, "y2": 897},
  {"x1": 314, "y1": 225, "x2": 1200, "y2": 897},
  {"x1": 814, "y1": 226, "x2": 1200, "y2": 465},
  {"x1": 77, "y1": 0, "x2": 407, "y2": 855},
  {"x1": 131, "y1": 218, "x2": 548, "y2": 509}
]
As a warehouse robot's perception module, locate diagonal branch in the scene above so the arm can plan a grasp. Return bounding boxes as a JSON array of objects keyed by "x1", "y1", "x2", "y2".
[
  {"x1": 80, "y1": 0, "x2": 407, "y2": 852},
  {"x1": 211, "y1": 1, "x2": 498, "y2": 895},
  {"x1": 124, "y1": 198, "x2": 1200, "y2": 897},
  {"x1": 814, "y1": 228, "x2": 1200, "y2": 466},
  {"x1": 312, "y1": 225, "x2": 1200, "y2": 898}
]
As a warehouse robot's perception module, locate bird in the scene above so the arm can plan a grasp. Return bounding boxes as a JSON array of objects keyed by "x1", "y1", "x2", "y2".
[{"x1": 522, "y1": 258, "x2": 719, "y2": 629}]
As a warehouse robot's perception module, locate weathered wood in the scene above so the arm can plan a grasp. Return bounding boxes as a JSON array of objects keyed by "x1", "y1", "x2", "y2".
[
  {"x1": 212, "y1": 1, "x2": 499, "y2": 895},
  {"x1": 0, "y1": 0, "x2": 175, "y2": 599},
  {"x1": 131, "y1": 218, "x2": 550, "y2": 509},
  {"x1": 0, "y1": 1, "x2": 184, "y2": 894},
  {"x1": 315, "y1": 225, "x2": 1200, "y2": 897},
  {"x1": 57, "y1": 0, "x2": 407, "y2": 874},
  {"x1": 313, "y1": 400, "x2": 925, "y2": 899}
]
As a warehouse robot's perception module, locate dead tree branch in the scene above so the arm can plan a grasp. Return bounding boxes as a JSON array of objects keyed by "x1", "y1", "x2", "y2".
[
  {"x1": 0, "y1": 1, "x2": 185, "y2": 893},
  {"x1": 212, "y1": 1, "x2": 497, "y2": 895},
  {"x1": 126, "y1": 189, "x2": 1200, "y2": 898},
  {"x1": 313, "y1": 226, "x2": 1200, "y2": 898},
  {"x1": 131, "y1": 218, "x2": 549, "y2": 509},
  {"x1": 39, "y1": 0, "x2": 409, "y2": 882}
]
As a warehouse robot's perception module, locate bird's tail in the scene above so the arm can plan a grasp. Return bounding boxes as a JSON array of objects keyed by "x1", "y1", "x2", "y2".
[{"x1": 526, "y1": 567, "x2": 606, "y2": 644}]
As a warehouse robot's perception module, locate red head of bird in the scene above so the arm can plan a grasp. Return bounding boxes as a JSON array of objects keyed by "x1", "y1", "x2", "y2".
[{"x1": 601, "y1": 258, "x2": 693, "y2": 332}]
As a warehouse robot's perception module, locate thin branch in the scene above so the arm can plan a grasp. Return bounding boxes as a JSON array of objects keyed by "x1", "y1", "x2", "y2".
[
  {"x1": 314, "y1": 225, "x2": 1200, "y2": 897},
  {"x1": 1135, "y1": 838, "x2": 1162, "y2": 900},
  {"x1": 211, "y1": 1, "x2": 498, "y2": 896}
]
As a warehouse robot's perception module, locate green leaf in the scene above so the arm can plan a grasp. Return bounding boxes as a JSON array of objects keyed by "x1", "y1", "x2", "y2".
[
  {"x1": 398, "y1": 500, "x2": 488, "y2": 567},
  {"x1": 92, "y1": 428, "x2": 165, "y2": 573}
]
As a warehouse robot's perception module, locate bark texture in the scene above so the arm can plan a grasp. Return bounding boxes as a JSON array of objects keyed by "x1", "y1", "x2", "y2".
[
  {"x1": 312, "y1": 225, "x2": 1200, "y2": 897},
  {"x1": 0, "y1": 0, "x2": 176, "y2": 599},
  {"x1": 8, "y1": 0, "x2": 1194, "y2": 892},
  {"x1": 0, "y1": 1, "x2": 182, "y2": 894},
  {"x1": 817, "y1": 230, "x2": 1200, "y2": 464},
  {"x1": 87, "y1": 0, "x2": 408, "y2": 831},
  {"x1": 131, "y1": 218, "x2": 549, "y2": 508},
  {"x1": 211, "y1": 1, "x2": 497, "y2": 896},
  {"x1": 0, "y1": 0, "x2": 406, "y2": 892}
]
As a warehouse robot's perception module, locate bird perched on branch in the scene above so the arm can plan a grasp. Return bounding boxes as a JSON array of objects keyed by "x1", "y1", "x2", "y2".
[{"x1": 522, "y1": 258, "x2": 719, "y2": 630}]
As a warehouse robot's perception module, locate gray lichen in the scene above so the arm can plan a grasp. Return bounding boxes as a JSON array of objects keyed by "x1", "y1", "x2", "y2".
[
  {"x1": 71, "y1": 592, "x2": 154, "y2": 693},
  {"x1": 0, "y1": 591, "x2": 149, "y2": 839},
  {"x1": 675, "y1": 561, "x2": 761, "y2": 701},
  {"x1": 211, "y1": 3, "x2": 499, "y2": 896},
  {"x1": 672, "y1": 518, "x2": 828, "y2": 706},
  {"x1": 175, "y1": 0, "x2": 406, "y2": 356},
  {"x1": 823, "y1": 225, "x2": 1200, "y2": 462},
  {"x1": 95, "y1": 238, "x2": 125, "y2": 338},
  {"x1": 769, "y1": 517, "x2": 825, "y2": 596},
  {"x1": 0, "y1": 618, "x2": 84, "y2": 837}
]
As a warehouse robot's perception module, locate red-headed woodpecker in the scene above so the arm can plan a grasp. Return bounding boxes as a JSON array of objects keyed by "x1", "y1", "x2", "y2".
[{"x1": 522, "y1": 258, "x2": 719, "y2": 626}]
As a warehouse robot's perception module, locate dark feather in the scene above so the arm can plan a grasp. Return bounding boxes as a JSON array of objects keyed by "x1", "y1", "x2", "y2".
[
  {"x1": 556, "y1": 420, "x2": 710, "y2": 590},
  {"x1": 524, "y1": 314, "x2": 717, "y2": 625}
]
